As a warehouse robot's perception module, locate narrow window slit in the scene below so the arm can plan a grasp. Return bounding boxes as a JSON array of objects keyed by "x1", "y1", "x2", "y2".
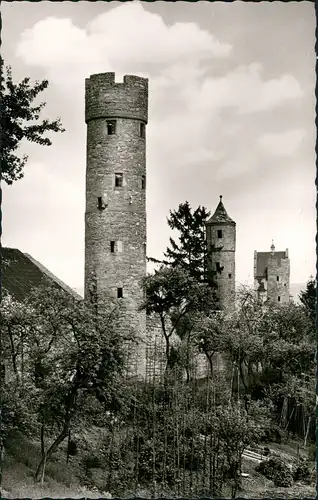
[
  {"x1": 140, "y1": 122, "x2": 145, "y2": 138},
  {"x1": 97, "y1": 197, "x2": 106, "y2": 210},
  {"x1": 106, "y1": 120, "x2": 116, "y2": 135},
  {"x1": 115, "y1": 173, "x2": 123, "y2": 188}
]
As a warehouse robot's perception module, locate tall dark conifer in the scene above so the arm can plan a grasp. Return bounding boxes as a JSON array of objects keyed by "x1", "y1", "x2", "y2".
[{"x1": 162, "y1": 201, "x2": 218, "y2": 287}]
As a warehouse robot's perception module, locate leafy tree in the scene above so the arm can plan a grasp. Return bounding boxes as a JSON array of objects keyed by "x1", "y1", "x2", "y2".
[
  {"x1": 0, "y1": 57, "x2": 65, "y2": 185},
  {"x1": 193, "y1": 312, "x2": 228, "y2": 377},
  {"x1": 214, "y1": 287, "x2": 316, "y2": 440},
  {"x1": 141, "y1": 266, "x2": 216, "y2": 375},
  {"x1": 0, "y1": 285, "x2": 135, "y2": 482},
  {"x1": 216, "y1": 401, "x2": 271, "y2": 498},
  {"x1": 299, "y1": 276, "x2": 316, "y2": 331}
]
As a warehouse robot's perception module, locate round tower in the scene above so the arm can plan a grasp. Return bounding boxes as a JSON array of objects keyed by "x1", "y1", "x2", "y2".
[
  {"x1": 206, "y1": 195, "x2": 236, "y2": 312},
  {"x1": 84, "y1": 72, "x2": 148, "y2": 371}
]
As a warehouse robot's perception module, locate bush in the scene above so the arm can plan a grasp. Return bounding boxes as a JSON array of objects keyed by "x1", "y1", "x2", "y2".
[
  {"x1": 293, "y1": 458, "x2": 312, "y2": 483},
  {"x1": 67, "y1": 439, "x2": 78, "y2": 456},
  {"x1": 260, "y1": 425, "x2": 284, "y2": 444},
  {"x1": 307, "y1": 442, "x2": 316, "y2": 462},
  {"x1": 82, "y1": 454, "x2": 103, "y2": 469},
  {"x1": 256, "y1": 457, "x2": 293, "y2": 487}
]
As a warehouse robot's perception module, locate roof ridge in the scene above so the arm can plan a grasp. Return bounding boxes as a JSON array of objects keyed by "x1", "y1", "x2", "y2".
[{"x1": 23, "y1": 253, "x2": 83, "y2": 300}]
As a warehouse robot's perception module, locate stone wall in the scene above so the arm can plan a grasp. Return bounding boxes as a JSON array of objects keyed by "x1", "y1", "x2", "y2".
[
  {"x1": 84, "y1": 73, "x2": 148, "y2": 376},
  {"x1": 267, "y1": 255, "x2": 290, "y2": 304},
  {"x1": 206, "y1": 223, "x2": 236, "y2": 312}
]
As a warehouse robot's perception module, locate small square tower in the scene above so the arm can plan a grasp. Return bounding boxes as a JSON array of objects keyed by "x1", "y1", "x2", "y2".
[{"x1": 254, "y1": 241, "x2": 290, "y2": 305}]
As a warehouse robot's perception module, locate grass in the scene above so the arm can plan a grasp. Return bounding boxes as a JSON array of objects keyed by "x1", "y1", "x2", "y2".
[
  {"x1": 2, "y1": 431, "x2": 106, "y2": 499},
  {"x1": 2, "y1": 431, "x2": 316, "y2": 499},
  {"x1": 238, "y1": 442, "x2": 316, "y2": 499}
]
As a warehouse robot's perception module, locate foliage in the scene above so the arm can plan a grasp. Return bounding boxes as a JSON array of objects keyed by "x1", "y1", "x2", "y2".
[
  {"x1": 299, "y1": 277, "x2": 316, "y2": 333},
  {"x1": 149, "y1": 202, "x2": 219, "y2": 288},
  {"x1": 82, "y1": 454, "x2": 103, "y2": 470},
  {"x1": 1, "y1": 269, "x2": 316, "y2": 496},
  {"x1": 293, "y1": 457, "x2": 312, "y2": 483},
  {"x1": 164, "y1": 202, "x2": 216, "y2": 284},
  {"x1": 256, "y1": 456, "x2": 294, "y2": 487},
  {"x1": 141, "y1": 265, "x2": 216, "y2": 372},
  {"x1": 307, "y1": 442, "x2": 316, "y2": 462},
  {"x1": 0, "y1": 57, "x2": 65, "y2": 184},
  {"x1": 1, "y1": 285, "x2": 134, "y2": 482}
]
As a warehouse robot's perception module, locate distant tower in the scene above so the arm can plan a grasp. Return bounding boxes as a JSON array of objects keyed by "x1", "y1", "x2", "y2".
[
  {"x1": 206, "y1": 196, "x2": 236, "y2": 312},
  {"x1": 254, "y1": 241, "x2": 290, "y2": 305},
  {"x1": 84, "y1": 72, "x2": 148, "y2": 371}
]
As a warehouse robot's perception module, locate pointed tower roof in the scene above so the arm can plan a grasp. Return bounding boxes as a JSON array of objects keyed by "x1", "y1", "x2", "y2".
[{"x1": 206, "y1": 195, "x2": 235, "y2": 225}]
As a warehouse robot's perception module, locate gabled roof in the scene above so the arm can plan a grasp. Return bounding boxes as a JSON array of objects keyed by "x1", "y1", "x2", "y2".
[
  {"x1": 206, "y1": 196, "x2": 235, "y2": 225},
  {"x1": 255, "y1": 251, "x2": 288, "y2": 278},
  {"x1": 1, "y1": 247, "x2": 82, "y2": 302}
]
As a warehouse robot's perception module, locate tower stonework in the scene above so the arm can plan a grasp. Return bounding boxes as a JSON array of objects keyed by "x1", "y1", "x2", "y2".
[
  {"x1": 84, "y1": 72, "x2": 148, "y2": 374},
  {"x1": 206, "y1": 196, "x2": 236, "y2": 313},
  {"x1": 254, "y1": 242, "x2": 290, "y2": 305}
]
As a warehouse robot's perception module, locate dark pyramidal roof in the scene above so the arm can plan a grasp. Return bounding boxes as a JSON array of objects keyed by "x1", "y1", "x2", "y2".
[
  {"x1": 1, "y1": 247, "x2": 82, "y2": 302},
  {"x1": 206, "y1": 196, "x2": 235, "y2": 225}
]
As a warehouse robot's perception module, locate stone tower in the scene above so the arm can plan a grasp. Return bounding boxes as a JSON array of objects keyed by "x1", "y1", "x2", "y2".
[
  {"x1": 84, "y1": 72, "x2": 148, "y2": 372},
  {"x1": 206, "y1": 196, "x2": 236, "y2": 312},
  {"x1": 254, "y1": 241, "x2": 290, "y2": 305}
]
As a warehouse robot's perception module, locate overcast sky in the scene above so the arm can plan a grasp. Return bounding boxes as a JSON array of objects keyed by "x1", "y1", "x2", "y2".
[{"x1": 1, "y1": 1, "x2": 316, "y2": 292}]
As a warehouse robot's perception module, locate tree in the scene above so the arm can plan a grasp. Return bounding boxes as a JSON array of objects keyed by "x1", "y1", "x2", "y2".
[
  {"x1": 146, "y1": 202, "x2": 222, "y2": 379},
  {"x1": 299, "y1": 277, "x2": 316, "y2": 331},
  {"x1": 150, "y1": 202, "x2": 219, "y2": 288},
  {"x1": 0, "y1": 284, "x2": 134, "y2": 482},
  {"x1": 193, "y1": 312, "x2": 227, "y2": 378},
  {"x1": 0, "y1": 57, "x2": 65, "y2": 185},
  {"x1": 141, "y1": 266, "x2": 216, "y2": 375}
]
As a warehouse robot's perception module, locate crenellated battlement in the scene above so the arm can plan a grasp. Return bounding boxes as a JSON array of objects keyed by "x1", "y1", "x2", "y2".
[
  {"x1": 85, "y1": 73, "x2": 148, "y2": 124},
  {"x1": 86, "y1": 72, "x2": 148, "y2": 88}
]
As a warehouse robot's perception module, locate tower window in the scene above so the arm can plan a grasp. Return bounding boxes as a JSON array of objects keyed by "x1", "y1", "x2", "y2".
[
  {"x1": 140, "y1": 122, "x2": 145, "y2": 138},
  {"x1": 97, "y1": 196, "x2": 106, "y2": 210},
  {"x1": 278, "y1": 296, "x2": 281, "y2": 302},
  {"x1": 217, "y1": 230, "x2": 223, "y2": 239},
  {"x1": 117, "y1": 287, "x2": 123, "y2": 298},
  {"x1": 142, "y1": 175, "x2": 146, "y2": 190},
  {"x1": 106, "y1": 120, "x2": 116, "y2": 135},
  {"x1": 110, "y1": 241, "x2": 123, "y2": 253},
  {"x1": 228, "y1": 273, "x2": 232, "y2": 279},
  {"x1": 115, "y1": 173, "x2": 123, "y2": 188},
  {"x1": 276, "y1": 276, "x2": 279, "y2": 282},
  {"x1": 216, "y1": 262, "x2": 221, "y2": 272}
]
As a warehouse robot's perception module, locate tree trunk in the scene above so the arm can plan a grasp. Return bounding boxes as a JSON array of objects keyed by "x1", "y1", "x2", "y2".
[
  {"x1": 40, "y1": 424, "x2": 45, "y2": 456},
  {"x1": 239, "y1": 362, "x2": 248, "y2": 393},
  {"x1": 35, "y1": 385, "x2": 77, "y2": 481},
  {"x1": 66, "y1": 430, "x2": 71, "y2": 463},
  {"x1": 7, "y1": 325, "x2": 20, "y2": 385},
  {"x1": 35, "y1": 424, "x2": 69, "y2": 481},
  {"x1": 304, "y1": 416, "x2": 311, "y2": 447}
]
